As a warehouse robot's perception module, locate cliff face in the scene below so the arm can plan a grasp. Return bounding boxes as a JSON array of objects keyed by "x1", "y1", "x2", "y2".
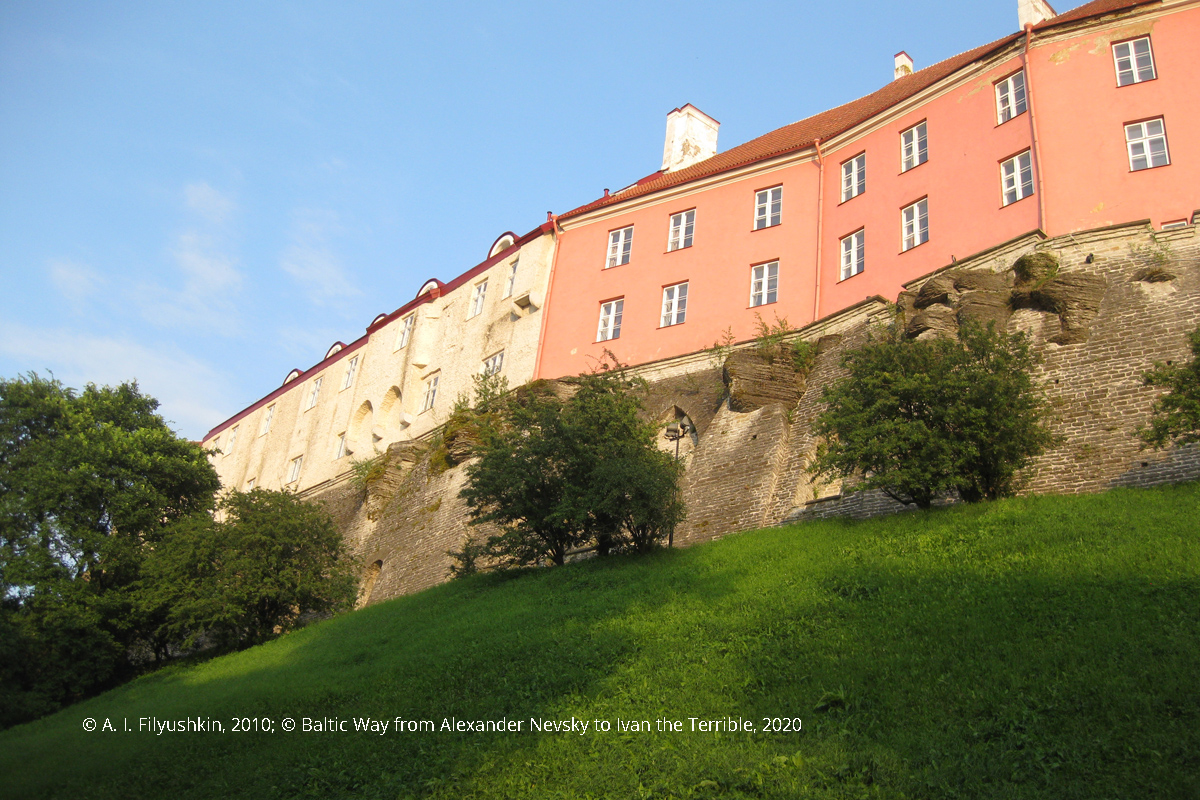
[{"x1": 303, "y1": 221, "x2": 1200, "y2": 606}]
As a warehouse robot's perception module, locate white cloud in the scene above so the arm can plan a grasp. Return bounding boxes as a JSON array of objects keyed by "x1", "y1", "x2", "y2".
[
  {"x1": 0, "y1": 320, "x2": 233, "y2": 440},
  {"x1": 184, "y1": 182, "x2": 237, "y2": 225},
  {"x1": 134, "y1": 230, "x2": 243, "y2": 335},
  {"x1": 48, "y1": 258, "x2": 106, "y2": 305},
  {"x1": 280, "y1": 208, "x2": 362, "y2": 308}
]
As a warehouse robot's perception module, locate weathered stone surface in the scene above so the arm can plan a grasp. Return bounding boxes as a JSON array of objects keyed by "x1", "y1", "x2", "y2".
[
  {"x1": 724, "y1": 350, "x2": 803, "y2": 412},
  {"x1": 906, "y1": 303, "x2": 958, "y2": 339},
  {"x1": 442, "y1": 421, "x2": 479, "y2": 465},
  {"x1": 1013, "y1": 251, "x2": 1060, "y2": 284},
  {"x1": 957, "y1": 289, "x2": 1011, "y2": 329},
  {"x1": 1012, "y1": 272, "x2": 1106, "y2": 344},
  {"x1": 952, "y1": 270, "x2": 1010, "y2": 293},
  {"x1": 914, "y1": 273, "x2": 957, "y2": 308},
  {"x1": 1133, "y1": 266, "x2": 1176, "y2": 283}
]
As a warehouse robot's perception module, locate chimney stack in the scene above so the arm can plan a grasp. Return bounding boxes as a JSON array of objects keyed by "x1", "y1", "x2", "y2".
[
  {"x1": 661, "y1": 105, "x2": 719, "y2": 173},
  {"x1": 1018, "y1": 0, "x2": 1056, "y2": 28},
  {"x1": 894, "y1": 51, "x2": 914, "y2": 80}
]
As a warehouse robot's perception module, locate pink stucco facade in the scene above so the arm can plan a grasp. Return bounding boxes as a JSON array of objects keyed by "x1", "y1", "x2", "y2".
[{"x1": 535, "y1": 0, "x2": 1199, "y2": 380}]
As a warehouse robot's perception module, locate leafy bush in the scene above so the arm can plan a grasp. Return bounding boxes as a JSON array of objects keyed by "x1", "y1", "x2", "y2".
[
  {"x1": 811, "y1": 323, "x2": 1056, "y2": 508},
  {"x1": 1139, "y1": 325, "x2": 1200, "y2": 448}
]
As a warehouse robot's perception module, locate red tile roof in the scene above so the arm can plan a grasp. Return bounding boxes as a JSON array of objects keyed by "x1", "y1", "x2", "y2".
[{"x1": 559, "y1": 0, "x2": 1158, "y2": 221}]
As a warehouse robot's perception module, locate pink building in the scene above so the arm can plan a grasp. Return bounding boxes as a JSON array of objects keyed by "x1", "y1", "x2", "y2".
[{"x1": 534, "y1": 0, "x2": 1199, "y2": 380}]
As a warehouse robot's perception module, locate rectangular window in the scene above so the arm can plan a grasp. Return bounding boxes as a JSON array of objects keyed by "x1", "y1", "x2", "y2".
[
  {"x1": 660, "y1": 282, "x2": 688, "y2": 327},
  {"x1": 750, "y1": 261, "x2": 779, "y2": 307},
  {"x1": 901, "y1": 199, "x2": 929, "y2": 251},
  {"x1": 306, "y1": 376, "x2": 323, "y2": 410},
  {"x1": 1001, "y1": 151, "x2": 1034, "y2": 206},
  {"x1": 755, "y1": 186, "x2": 782, "y2": 229},
  {"x1": 1126, "y1": 118, "x2": 1170, "y2": 171},
  {"x1": 840, "y1": 230, "x2": 865, "y2": 280},
  {"x1": 470, "y1": 280, "x2": 488, "y2": 318},
  {"x1": 260, "y1": 405, "x2": 275, "y2": 435},
  {"x1": 607, "y1": 226, "x2": 633, "y2": 268},
  {"x1": 841, "y1": 153, "x2": 866, "y2": 202},
  {"x1": 288, "y1": 455, "x2": 303, "y2": 484},
  {"x1": 341, "y1": 355, "x2": 359, "y2": 390},
  {"x1": 246, "y1": 477, "x2": 255, "y2": 490},
  {"x1": 1113, "y1": 37, "x2": 1156, "y2": 86},
  {"x1": 482, "y1": 351, "x2": 505, "y2": 376},
  {"x1": 995, "y1": 71, "x2": 1027, "y2": 124},
  {"x1": 901, "y1": 121, "x2": 928, "y2": 172},
  {"x1": 421, "y1": 374, "x2": 439, "y2": 412},
  {"x1": 335, "y1": 432, "x2": 347, "y2": 459},
  {"x1": 395, "y1": 314, "x2": 414, "y2": 350},
  {"x1": 227, "y1": 425, "x2": 238, "y2": 452},
  {"x1": 503, "y1": 259, "x2": 518, "y2": 298},
  {"x1": 667, "y1": 209, "x2": 695, "y2": 251},
  {"x1": 597, "y1": 299, "x2": 623, "y2": 341}
]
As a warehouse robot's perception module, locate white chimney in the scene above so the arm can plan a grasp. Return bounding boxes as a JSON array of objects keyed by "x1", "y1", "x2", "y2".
[
  {"x1": 1018, "y1": 0, "x2": 1056, "y2": 28},
  {"x1": 894, "y1": 51, "x2": 914, "y2": 80},
  {"x1": 661, "y1": 105, "x2": 719, "y2": 173}
]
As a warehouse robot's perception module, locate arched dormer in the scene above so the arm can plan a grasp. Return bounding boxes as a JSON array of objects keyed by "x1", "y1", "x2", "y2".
[
  {"x1": 417, "y1": 279, "x2": 444, "y2": 299},
  {"x1": 488, "y1": 231, "x2": 518, "y2": 259},
  {"x1": 371, "y1": 312, "x2": 388, "y2": 328},
  {"x1": 325, "y1": 342, "x2": 346, "y2": 360},
  {"x1": 284, "y1": 368, "x2": 303, "y2": 385}
]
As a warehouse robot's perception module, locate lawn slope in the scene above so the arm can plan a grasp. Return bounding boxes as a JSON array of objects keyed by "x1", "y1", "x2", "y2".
[{"x1": 2, "y1": 484, "x2": 1198, "y2": 799}]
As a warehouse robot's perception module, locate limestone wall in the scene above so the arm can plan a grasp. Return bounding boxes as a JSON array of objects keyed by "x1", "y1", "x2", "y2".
[{"x1": 307, "y1": 221, "x2": 1200, "y2": 605}]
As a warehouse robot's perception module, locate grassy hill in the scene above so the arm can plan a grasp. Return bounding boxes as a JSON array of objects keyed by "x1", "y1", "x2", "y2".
[{"x1": 2, "y1": 484, "x2": 1198, "y2": 799}]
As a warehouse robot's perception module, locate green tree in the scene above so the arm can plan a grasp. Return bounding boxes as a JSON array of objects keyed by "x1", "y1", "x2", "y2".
[
  {"x1": 0, "y1": 374, "x2": 219, "y2": 725},
  {"x1": 811, "y1": 323, "x2": 1056, "y2": 509},
  {"x1": 1139, "y1": 326, "x2": 1200, "y2": 449},
  {"x1": 459, "y1": 365, "x2": 683, "y2": 568},
  {"x1": 142, "y1": 489, "x2": 359, "y2": 652}
]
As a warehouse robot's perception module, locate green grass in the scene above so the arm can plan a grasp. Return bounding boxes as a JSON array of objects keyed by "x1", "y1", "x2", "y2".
[{"x1": 3, "y1": 484, "x2": 1199, "y2": 799}]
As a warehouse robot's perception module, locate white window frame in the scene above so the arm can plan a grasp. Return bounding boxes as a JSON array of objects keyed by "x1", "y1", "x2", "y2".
[
  {"x1": 503, "y1": 259, "x2": 518, "y2": 298},
  {"x1": 1125, "y1": 118, "x2": 1170, "y2": 171},
  {"x1": 226, "y1": 425, "x2": 238, "y2": 453},
  {"x1": 341, "y1": 355, "x2": 359, "y2": 390},
  {"x1": 1001, "y1": 151, "x2": 1034, "y2": 206},
  {"x1": 607, "y1": 226, "x2": 633, "y2": 268},
  {"x1": 901, "y1": 199, "x2": 929, "y2": 251},
  {"x1": 840, "y1": 229, "x2": 865, "y2": 280},
  {"x1": 995, "y1": 71, "x2": 1027, "y2": 124},
  {"x1": 335, "y1": 432, "x2": 347, "y2": 459},
  {"x1": 306, "y1": 376, "x2": 323, "y2": 410},
  {"x1": 469, "y1": 280, "x2": 488, "y2": 318},
  {"x1": 394, "y1": 314, "x2": 414, "y2": 350},
  {"x1": 750, "y1": 261, "x2": 779, "y2": 307},
  {"x1": 667, "y1": 209, "x2": 695, "y2": 251},
  {"x1": 482, "y1": 351, "x2": 504, "y2": 376},
  {"x1": 420, "y1": 374, "x2": 439, "y2": 413},
  {"x1": 660, "y1": 282, "x2": 688, "y2": 327},
  {"x1": 287, "y1": 455, "x2": 303, "y2": 484},
  {"x1": 754, "y1": 186, "x2": 782, "y2": 229},
  {"x1": 1113, "y1": 37, "x2": 1156, "y2": 87},
  {"x1": 260, "y1": 405, "x2": 275, "y2": 436},
  {"x1": 246, "y1": 477, "x2": 255, "y2": 490},
  {"x1": 901, "y1": 121, "x2": 928, "y2": 172},
  {"x1": 597, "y1": 299, "x2": 623, "y2": 342},
  {"x1": 841, "y1": 153, "x2": 866, "y2": 202}
]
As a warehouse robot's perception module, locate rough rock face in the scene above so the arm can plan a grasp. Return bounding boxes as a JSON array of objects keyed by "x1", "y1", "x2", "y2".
[
  {"x1": 442, "y1": 421, "x2": 480, "y2": 465},
  {"x1": 364, "y1": 443, "x2": 426, "y2": 521},
  {"x1": 1010, "y1": 255, "x2": 1106, "y2": 345},
  {"x1": 724, "y1": 349, "x2": 804, "y2": 412}
]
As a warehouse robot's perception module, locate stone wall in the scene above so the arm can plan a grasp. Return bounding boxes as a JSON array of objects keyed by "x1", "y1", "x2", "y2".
[{"x1": 304, "y1": 221, "x2": 1200, "y2": 605}]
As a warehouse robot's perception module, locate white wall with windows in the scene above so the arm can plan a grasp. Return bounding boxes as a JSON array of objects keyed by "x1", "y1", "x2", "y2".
[{"x1": 202, "y1": 230, "x2": 557, "y2": 496}]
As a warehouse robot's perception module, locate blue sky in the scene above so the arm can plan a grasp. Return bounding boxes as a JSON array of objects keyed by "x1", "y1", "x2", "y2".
[{"x1": 0, "y1": 0, "x2": 1061, "y2": 440}]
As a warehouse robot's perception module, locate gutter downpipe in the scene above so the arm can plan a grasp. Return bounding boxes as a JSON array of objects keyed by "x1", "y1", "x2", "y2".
[
  {"x1": 812, "y1": 138, "x2": 827, "y2": 323},
  {"x1": 1024, "y1": 23, "x2": 1048, "y2": 235},
  {"x1": 532, "y1": 213, "x2": 563, "y2": 380}
]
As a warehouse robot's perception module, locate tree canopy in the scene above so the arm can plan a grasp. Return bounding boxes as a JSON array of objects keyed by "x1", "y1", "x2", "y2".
[
  {"x1": 811, "y1": 323, "x2": 1057, "y2": 509},
  {"x1": 458, "y1": 367, "x2": 684, "y2": 569},
  {"x1": 1139, "y1": 326, "x2": 1200, "y2": 449}
]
